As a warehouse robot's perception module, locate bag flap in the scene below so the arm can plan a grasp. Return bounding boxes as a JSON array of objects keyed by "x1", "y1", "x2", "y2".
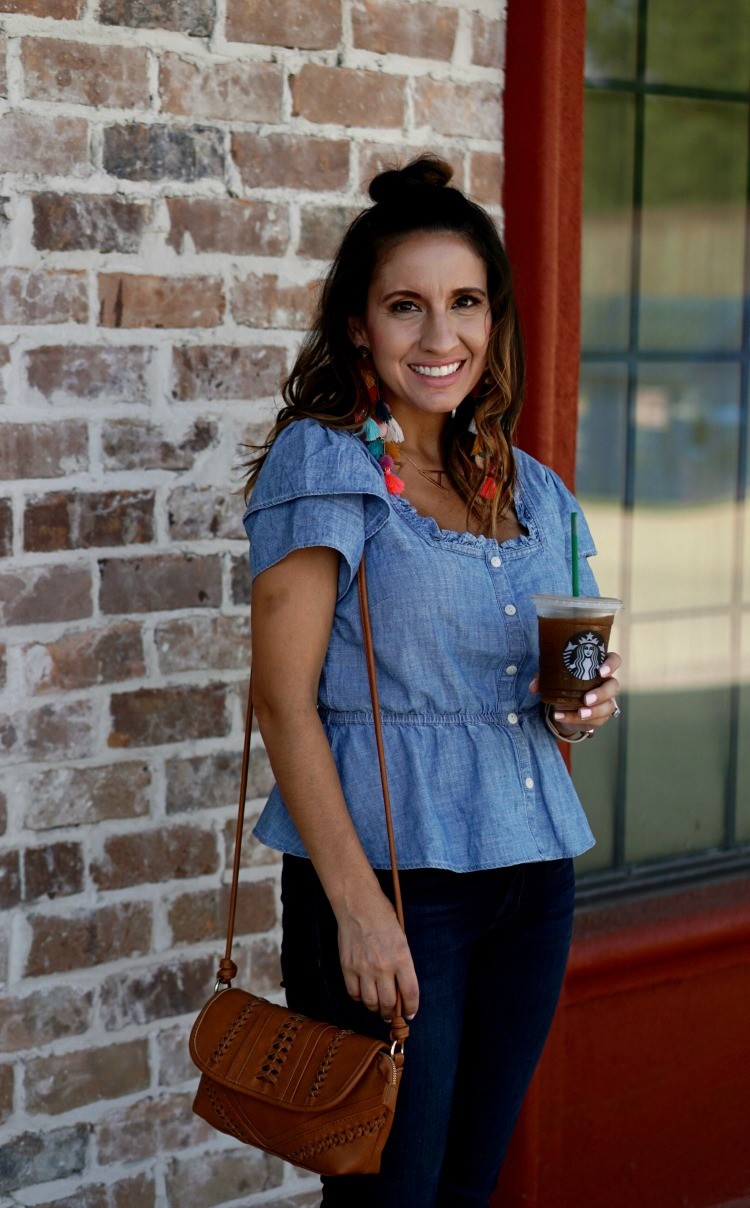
[{"x1": 190, "y1": 988, "x2": 391, "y2": 1112}]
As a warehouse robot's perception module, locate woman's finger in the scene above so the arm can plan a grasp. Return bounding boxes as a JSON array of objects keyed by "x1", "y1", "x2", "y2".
[
  {"x1": 599, "y1": 650, "x2": 622, "y2": 675},
  {"x1": 358, "y1": 976, "x2": 380, "y2": 1013},
  {"x1": 343, "y1": 970, "x2": 362, "y2": 1002}
]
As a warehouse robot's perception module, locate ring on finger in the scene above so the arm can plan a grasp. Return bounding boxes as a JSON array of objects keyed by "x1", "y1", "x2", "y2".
[{"x1": 611, "y1": 698, "x2": 621, "y2": 719}]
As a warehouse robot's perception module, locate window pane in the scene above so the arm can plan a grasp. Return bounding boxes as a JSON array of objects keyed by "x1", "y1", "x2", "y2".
[
  {"x1": 572, "y1": 720, "x2": 619, "y2": 872},
  {"x1": 585, "y1": 0, "x2": 638, "y2": 80},
  {"x1": 581, "y1": 91, "x2": 635, "y2": 351},
  {"x1": 630, "y1": 363, "x2": 741, "y2": 613},
  {"x1": 577, "y1": 363, "x2": 628, "y2": 598},
  {"x1": 646, "y1": 0, "x2": 750, "y2": 92},
  {"x1": 737, "y1": 612, "x2": 750, "y2": 841},
  {"x1": 640, "y1": 96, "x2": 748, "y2": 351},
  {"x1": 624, "y1": 615, "x2": 732, "y2": 861}
]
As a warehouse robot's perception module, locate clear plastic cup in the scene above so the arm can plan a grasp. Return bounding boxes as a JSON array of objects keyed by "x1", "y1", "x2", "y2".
[{"x1": 531, "y1": 594, "x2": 623, "y2": 709}]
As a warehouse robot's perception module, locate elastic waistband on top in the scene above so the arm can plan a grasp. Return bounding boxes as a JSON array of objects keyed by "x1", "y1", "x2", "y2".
[{"x1": 317, "y1": 707, "x2": 540, "y2": 726}]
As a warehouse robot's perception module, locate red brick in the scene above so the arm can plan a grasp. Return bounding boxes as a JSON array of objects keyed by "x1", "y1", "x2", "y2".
[
  {"x1": 108, "y1": 683, "x2": 230, "y2": 748},
  {"x1": 100, "y1": 953, "x2": 214, "y2": 1030},
  {"x1": 0, "y1": 0, "x2": 82, "y2": 14},
  {"x1": 101, "y1": 417, "x2": 217, "y2": 472},
  {"x1": 227, "y1": 0, "x2": 340, "y2": 49},
  {"x1": 99, "y1": 552, "x2": 221, "y2": 614},
  {"x1": 233, "y1": 272, "x2": 319, "y2": 329},
  {"x1": 26, "y1": 345, "x2": 153, "y2": 406},
  {"x1": 26, "y1": 699, "x2": 97, "y2": 761},
  {"x1": 32, "y1": 193, "x2": 151, "y2": 253},
  {"x1": 231, "y1": 131, "x2": 349, "y2": 191},
  {"x1": 0, "y1": 421, "x2": 87, "y2": 480},
  {"x1": 223, "y1": 812, "x2": 281, "y2": 869},
  {"x1": 292, "y1": 64, "x2": 405, "y2": 128},
  {"x1": 93, "y1": 823, "x2": 218, "y2": 890},
  {"x1": 165, "y1": 750, "x2": 243, "y2": 814},
  {"x1": 0, "y1": 851, "x2": 20, "y2": 909},
  {"x1": 0, "y1": 565, "x2": 92, "y2": 627},
  {"x1": 230, "y1": 548, "x2": 251, "y2": 605},
  {"x1": 469, "y1": 150, "x2": 503, "y2": 207},
  {"x1": 0, "y1": 268, "x2": 87, "y2": 325},
  {"x1": 24, "y1": 490, "x2": 154, "y2": 553},
  {"x1": 101, "y1": 0, "x2": 214, "y2": 36},
  {"x1": 96, "y1": 1091, "x2": 213, "y2": 1165},
  {"x1": 298, "y1": 206, "x2": 359, "y2": 260},
  {"x1": 472, "y1": 13, "x2": 505, "y2": 69},
  {"x1": 156, "y1": 614, "x2": 250, "y2": 675},
  {"x1": 166, "y1": 197, "x2": 288, "y2": 256},
  {"x1": 35, "y1": 1173, "x2": 156, "y2": 1208},
  {"x1": 168, "y1": 879, "x2": 276, "y2": 944},
  {"x1": 24, "y1": 623, "x2": 145, "y2": 694},
  {"x1": 353, "y1": 0, "x2": 457, "y2": 58},
  {"x1": 0, "y1": 498, "x2": 11, "y2": 558},
  {"x1": 171, "y1": 343, "x2": 286, "y2": 401},
  {"x1": 358, "y1": 141, "x2": 467, "y2": 194},
  {"x1": 99, "y1": 273, "x2": 224, "y2": 328},
  {"x1": 0, "y1": 986, "x2": 93, "y2": 1053},
  {"x1": 0, "y1": 1064, "x2": 12, "y2": 1127},
  {"x1": 160, "y1": 52, "x2": 282, "y2": 121},
  {"x1": 0, "y1": 113, "x2": 89, "y2": 176},
  {"x1": 25, "y1": 1039, "x2": 149, "y2": 1115},
  {"x1": 165, "y1": 1147, "x2": 282, "y2": 1207},
  {"x1": 167, "y1": 484, "x2": 244, "y2": 540},
  {"x1": 25, "y1": 901, "x2": 152, "y2": 977},
  {"x1": 23, "y1": 841, "x2": 84, "y2": 900},
  {"x1": 103, "y1": 122, "x2": 224, "y2": 183},
  {"x1": 0, "y1": 1125, "x2": 89, "y2": 1197},
  {"x1": 25, "y1": 762, "x2": 150, "y2": 830},
  {"x1": 243, "y1": 934, "x2": 282, "y2": 995},
  {"x1": 414, "y1": 77, "x2": 502, "y2": 140},
  {"x1": 22, "y1": 38, "x2": 148, "y2": 108}
]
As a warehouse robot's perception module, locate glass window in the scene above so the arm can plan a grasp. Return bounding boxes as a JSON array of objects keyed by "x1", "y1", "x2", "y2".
[{"x1": 574, "y1": 0, "x2": 750, "y2": 890}]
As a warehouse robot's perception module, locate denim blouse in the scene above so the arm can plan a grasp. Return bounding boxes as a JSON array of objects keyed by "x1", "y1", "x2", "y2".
[{"x1": 243, "y1": 417, "x2": 598, "y2": 871}]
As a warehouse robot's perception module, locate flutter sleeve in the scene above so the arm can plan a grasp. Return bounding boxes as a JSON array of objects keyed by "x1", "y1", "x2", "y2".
[{"x1": 242, "y1": 418, "x2": 391, "y2": 602}]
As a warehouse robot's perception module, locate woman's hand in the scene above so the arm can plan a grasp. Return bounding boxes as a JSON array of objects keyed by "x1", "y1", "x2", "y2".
[
  {"x1": 333, "y1": 886, "x2": 419, "y2": 1024},
  {"x1": 530, "y1": 651, "x2": 622, "y2": 735}
]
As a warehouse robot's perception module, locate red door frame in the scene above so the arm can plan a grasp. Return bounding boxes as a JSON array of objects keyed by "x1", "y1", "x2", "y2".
[{"x1": 502, "y1": 0, "x2": 587, "y2": 486}]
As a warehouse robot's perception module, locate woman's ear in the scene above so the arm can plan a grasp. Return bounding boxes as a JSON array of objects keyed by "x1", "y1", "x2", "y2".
[{"x1": 347, "y1": 318, "x2": 368, "y2": 352}]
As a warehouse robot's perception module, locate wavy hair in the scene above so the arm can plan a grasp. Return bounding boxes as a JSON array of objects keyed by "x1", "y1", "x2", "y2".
[{"x1": 241, "y1": 155, "x2": 526, "y2": 539}]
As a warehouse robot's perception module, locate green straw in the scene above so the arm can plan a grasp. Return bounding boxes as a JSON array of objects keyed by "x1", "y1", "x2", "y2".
[{"x1": 571, "y1": 512, "x2": 579, "y2": 597}]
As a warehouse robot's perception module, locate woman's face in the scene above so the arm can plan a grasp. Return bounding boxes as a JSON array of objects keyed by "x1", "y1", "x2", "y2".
[{"x1": 350, "y1": 230, "x2": 492, "y2": 420}]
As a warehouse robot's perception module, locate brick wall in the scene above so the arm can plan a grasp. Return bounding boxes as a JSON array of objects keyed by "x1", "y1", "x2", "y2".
[{"x1": 0, "y1": 1, "x2": 505, "y2": 1203}]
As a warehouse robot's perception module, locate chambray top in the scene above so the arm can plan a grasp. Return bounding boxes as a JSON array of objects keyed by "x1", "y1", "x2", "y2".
[{"x1": 243, "y1": 417, "x2": 599, "y2": 871}]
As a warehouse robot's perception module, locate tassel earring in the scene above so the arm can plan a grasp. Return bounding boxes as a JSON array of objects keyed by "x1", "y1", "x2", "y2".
[
  {"x1": 355, "y1": 347, "x2": 405, "y2": 496},
  {"x1": 468, "y1": 375, "x2": 498, "y2": 500}
]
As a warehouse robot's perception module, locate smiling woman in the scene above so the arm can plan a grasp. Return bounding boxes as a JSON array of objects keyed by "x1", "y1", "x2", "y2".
[{"x1": 237, "y1": 157, "x2": 623, "y2": 1207}]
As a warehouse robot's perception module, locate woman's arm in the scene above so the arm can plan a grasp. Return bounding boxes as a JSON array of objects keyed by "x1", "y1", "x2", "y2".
[{"x1": 251, "y1": 545, "x2": 419, "y2": 1023}]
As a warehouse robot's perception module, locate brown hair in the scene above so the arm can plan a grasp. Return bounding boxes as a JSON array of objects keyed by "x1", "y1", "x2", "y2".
[{"x1": 241, "y1": 155, "x2": 526, "y2": 538}]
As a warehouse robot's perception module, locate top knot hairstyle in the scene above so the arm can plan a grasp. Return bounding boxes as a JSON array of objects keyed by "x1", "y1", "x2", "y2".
[{"x1": 242, "y1": 155, "x2": 526, "y2": 539}]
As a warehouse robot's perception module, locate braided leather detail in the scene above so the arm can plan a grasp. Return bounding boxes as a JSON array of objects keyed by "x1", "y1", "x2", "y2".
[
  {"x1": 306, "y1": 1029, "x2": 350, "y2": 1101},
  {"x1": 288, "y1": 1111, "x2": 387, "y2": 1163},
  {"x1": 256, "y1": 1013, "x2": 305, "y2": 1084},
  {"x1": 209, "y1": 998, "x2": 258, "y2": 1066},
  {"x1": 204, "y1": 1078, "x2": 253, "y2": 1144}
]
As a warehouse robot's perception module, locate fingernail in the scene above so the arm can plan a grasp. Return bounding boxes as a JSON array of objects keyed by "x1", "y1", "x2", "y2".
[
  {"x1": 584, "y1": 692, "x2": 597, "y2": 705},
  {"x1": 579, "y1": 708, "x2": 592, "y2": 719},
  {"x1": 554, "y1": 712, "x2": 565, "y2": 720},
  {"x1": 406, "y1": 1013, "x2": 416, "y2": 1020},
  {"x1": 600, "y1": 664, "x2": 611, "y2": 676}
]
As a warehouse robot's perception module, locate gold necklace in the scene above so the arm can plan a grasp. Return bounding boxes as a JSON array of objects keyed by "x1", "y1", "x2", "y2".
[{"x1": 396, "y1": 447, "x2": 450, "y2": 492}]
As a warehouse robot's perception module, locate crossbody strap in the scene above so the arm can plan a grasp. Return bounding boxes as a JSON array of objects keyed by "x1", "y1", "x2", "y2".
[{"x1": 216, "y1": 546, "x2": 409, "y2": 1048}]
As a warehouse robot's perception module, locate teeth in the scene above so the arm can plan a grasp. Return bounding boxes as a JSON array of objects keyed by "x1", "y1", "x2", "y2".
[{"x1": 410, "y1": 362, "x2": 461, "y2": 378}]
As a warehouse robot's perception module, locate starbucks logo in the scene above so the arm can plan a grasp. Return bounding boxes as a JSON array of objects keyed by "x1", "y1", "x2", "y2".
[{"x1": 563, "y1": 631, "x2": 607, "y2": 681}]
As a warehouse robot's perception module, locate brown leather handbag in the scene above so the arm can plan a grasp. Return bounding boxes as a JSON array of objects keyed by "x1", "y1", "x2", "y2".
[{"x1": 190, "y1": 548, "x2": 409, "y2": 1176}]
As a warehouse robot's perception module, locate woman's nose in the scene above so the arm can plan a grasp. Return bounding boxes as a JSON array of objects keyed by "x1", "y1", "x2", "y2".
[{"x1": 420, "y1": 311, "x2": 459, "y2": 353}]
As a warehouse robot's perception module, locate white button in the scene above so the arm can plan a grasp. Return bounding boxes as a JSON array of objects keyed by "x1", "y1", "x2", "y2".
[
  {"x1": 508, "y1": 712, "x2": 518, "y2": 725},
  {"x1": 525, "y1": 777, "x2": 534, "y2": 789},
  {"x1": 504, "y1": 604, "x2": 517, "y2": 616},
  {"x1": 490, "y1": 555, "x2": 502, "y2": 568},
  {"x1": 505, "y1": 664, "x2": 517, "y2": 675}
]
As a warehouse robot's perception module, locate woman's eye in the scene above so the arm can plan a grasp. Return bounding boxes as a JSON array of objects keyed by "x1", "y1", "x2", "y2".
[
  {"x1": 454, "y1": 295, "x2": 480, "y2": 309},
  {"x1": 390, "y1": 300, "x2": 419, "y2": 313}
]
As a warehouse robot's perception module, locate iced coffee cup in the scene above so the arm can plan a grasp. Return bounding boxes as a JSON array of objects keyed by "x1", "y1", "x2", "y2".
[{"x1": 531, "y1": 594, "x2": 623, "y2": 709}]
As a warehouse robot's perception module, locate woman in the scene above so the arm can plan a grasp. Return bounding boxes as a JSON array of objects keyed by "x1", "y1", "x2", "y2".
[{"x1": 242, "y1": 157, "x2": 621, "y2": 1207}]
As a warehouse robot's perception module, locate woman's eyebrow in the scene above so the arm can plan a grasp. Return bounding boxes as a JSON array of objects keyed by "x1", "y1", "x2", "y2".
[{"x1": 380, "y1": 286, "x2": 487, "y2": 302}]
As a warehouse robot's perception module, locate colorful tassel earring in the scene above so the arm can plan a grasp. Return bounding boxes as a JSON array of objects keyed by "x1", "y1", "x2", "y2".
[
  {"x1": 355, "y1": 347, "x2": 405, "y2": 495},
  {"x1": 468, "y1": 411, "x2": 498, "y2": 499}
]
